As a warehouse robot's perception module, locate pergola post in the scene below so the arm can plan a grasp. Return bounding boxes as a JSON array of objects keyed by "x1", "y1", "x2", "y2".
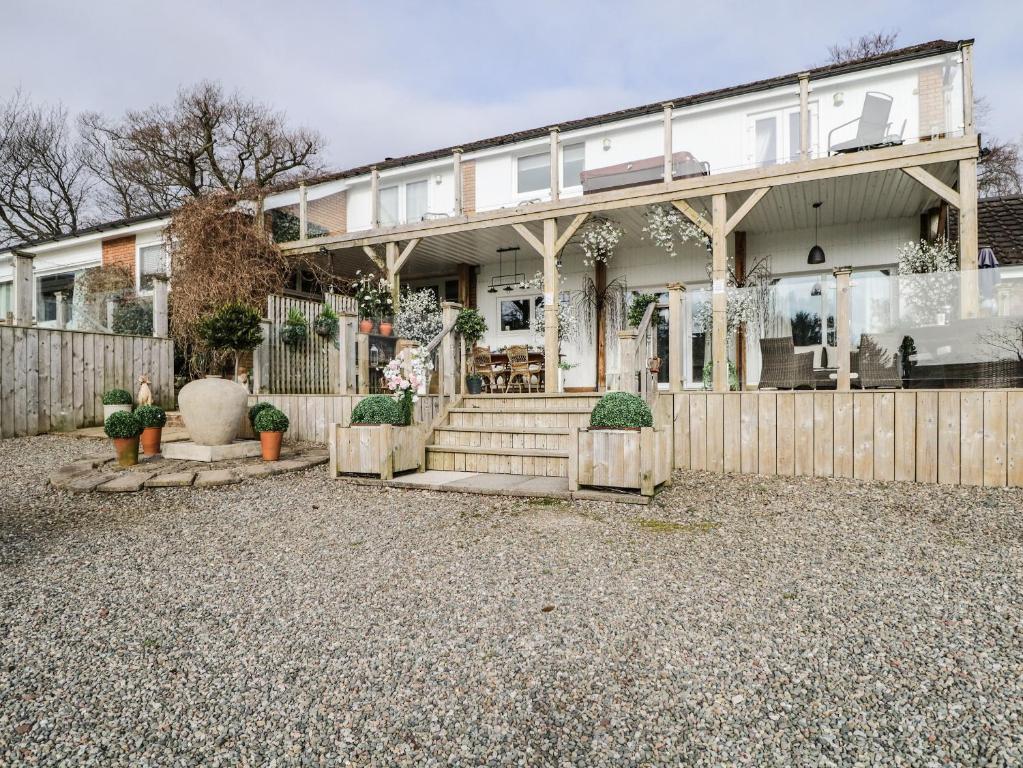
[
  {"x1": 384, "y1": 241, "x2": 400, "y2": 309},
  {"x1": 798, "y1": 72, "x2": 810, "y2": 160},
  {"x1": 370, "y1": 166, "x2": 380, "y2": 229},
  {"x1": 54, "y1": 292, "x2": 67, "y2": 329},
  {"x1": 833, "y1": 266, "x2": 852, "y2": 392},
  {"x1": 298, "y1": 182, "x2": 308, "y2": 241},
  {"x1": 452, "y1": 148, "x2": 463, "y2": 216},
  {"x1": 958, "y1": 157, "x2": 979, "y2": 317},
  {"x1": 711, "y1": 194, "x2": 728, "y2": 392},
  {"x1": 961, "y1": 42, "x2": 975, "y2": 136},
  {"x1": 662, "y1": 102, "x2": 674, "y2": 181},
  {"x1": 152, "y1": 276, "x2": 169, "y2": 338},
  {"x1": 542, "y1": 218, "x2": 559, "y2": 392},
  {"x1": 666, "y1": 282, "x2": 686, "y2": 392},
  {"x1": 549, "y1": 128, "x2": 560, "y2": 202},
  {"x1": 252, "y1": 318, "x2": 271, "y2": 394},
  {"x1": 615, "y1": 329, "x2": 638, "y2": 393},
  {"x1": 12, "y1": 250, "x2": 34, "y2": 326},
  {"x1": 439, "y1": 301, "x2": 462, "y2": 400}
]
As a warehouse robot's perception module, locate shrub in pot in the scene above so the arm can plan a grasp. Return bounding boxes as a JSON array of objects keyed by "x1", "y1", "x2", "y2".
[
  {"x1": 104, "y1": 410, "x2": 143, "y2": 467},
  {"x1": 466, "y1": 373, "x2": 484, "y2": 395},
  {"x1": 589, "y1": 391, "x2": 653, "y2": 430},
  {"x1": 279, "y1": 308, "x2": 308, "y2": 347},
  {"x1": 134, "y1": 404, "x2": 167, "y2": 455},
  {"x1": 253, "y1": 407, "x2": 289, "y2": 461},
  {"x1": 248, "y1": 401, "x2": 275, "y2": 431},
  {"x1": 102, "y1": 388, "x2": 133, "y2": 420},
  {"x1": 350, "y1": 395, "x2": 403, "y2": 426},
  {"x1": 314, "y1": 305, "x2": 340, "y2": 338}
]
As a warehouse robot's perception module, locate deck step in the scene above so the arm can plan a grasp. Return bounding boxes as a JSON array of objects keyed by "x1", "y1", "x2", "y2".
[
  {"x1": 432, "y1": 425, "x2": 571, "y2": 451},
  {"x1": 424, "y1": 445, "x2": 569, "y2": 476},
  {"x1": 446, "y1": 409, "x2": 592, "y2": 429}
]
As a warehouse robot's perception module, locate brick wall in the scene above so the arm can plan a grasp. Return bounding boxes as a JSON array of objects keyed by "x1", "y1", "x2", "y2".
[
  {"x1": 917, "y1": 66, "x2": 946, "y2": 140},
  {"x1": 102, "y1": 235, "x2": 136, "y2": 276},
  {"x1": 308, "y1": 190, "x2": 346, "y2": 235},
  {"x1": 461, "y1": 160, "x2": 476, "y2": 214}
]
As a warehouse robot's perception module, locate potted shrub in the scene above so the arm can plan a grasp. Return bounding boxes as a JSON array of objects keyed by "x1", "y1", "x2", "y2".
[
  {"x1": 253, "y1": 406, "x2": 289, "y2": 461},
  {"x1": 314, "y1": 304, "x2": 340, "y2": 338},
  {"x1": 104, "y1": 410, "x2": 143, "y2": 467},
  {"x1": 352, "y1": 271, "x2": 393, "y2": 334},
  {"x1": 248, "y1": 401, "x2": 274, "y2": 431},
  {"x1": 102, "y1": 389, "x2": 133, "y2": 421},
  {"x1": 134, "y1": 404, "x2": 167, "y2": 456},
  {"x1": 455, "y1": 307, "x2": 488, "y2": 393},
  {"x1": 198, "y1": 301, "x2": 264, "y2": 380},
  {"x1": 330, "y1": 394, "x2": 423, "y2": 479},
  {"x1": 569, "y1": 392, "x2": 670, "y2": 497},
  {"x1": 465, "y1": 374, "x2": 484, "y2": 395},
  {"x1": 279, "y1": 308, "x2": 308, "y2": 347}
]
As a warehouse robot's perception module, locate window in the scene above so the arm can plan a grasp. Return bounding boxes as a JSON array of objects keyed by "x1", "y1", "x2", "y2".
[
  {"x1": 444, "y1": 279, "x2": 459, "y2": 302},
  {"x1": 37, "y1": 272, "x2": 75, "y2": 323},
  {"x1": 517, "y1": 152, "x2": 550, "y2": 194},
  {"x1": 379, "y1": 186, "x2": 399, "y2": 226},
  {"x1": 562, "y1": 143, "x2": 585, "y2": 188},
  {"x1": 406, "y1": 180, "x2": 428, "y2": 223},
  {"x1": 0, "y1": 282, "x2": 10, "y2": 319},
  {"x1": 500, "y1": 298, "x2": 534, "y2": 331},
  {"x1": 138, "y1": 244, "x2": 167, "y2": 291},
  {"x1": 755, "y1": 117, "x2": 778, "y2": 166},
  {"x1": 787, "y1": 111, "x2": 817, "y2": 162}
]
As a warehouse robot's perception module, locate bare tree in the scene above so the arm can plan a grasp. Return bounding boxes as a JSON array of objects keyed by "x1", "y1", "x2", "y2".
[
  {"x1": 827, "y1": 31, "x2": 900, "y2": 64},
  {"x1": 81, "y1": 81, "x2": 325, "y2": 218},
  {"x1": 0, "y1": 93, "x2": 93, "y2": 247},
  {"x1": 975, "y1": 97, "x2": 1023, "y2": 198}
]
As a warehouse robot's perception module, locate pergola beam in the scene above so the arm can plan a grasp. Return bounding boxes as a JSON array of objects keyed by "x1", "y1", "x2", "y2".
[
  {"x1": 362, "y1": 245, "x2": 385, "y2": 271},
  {"x1": 392, "y1": 238, "x2": 421, "y2": 274},
  {"x1": 724, "y1": 187, "x2": 771, "y2": 237},
  {"x1": 671, "y1": 200, "x2": 713, "y2": 237},
  {"x1": 554, "y1": 213, "x2": 589, "y2": 254},
  {"x1": 511, "y1": 223, "x2": 546, "y2": 258},
  {"x1": 901, "y1": 166, "x2": 961, "y2": 209}
]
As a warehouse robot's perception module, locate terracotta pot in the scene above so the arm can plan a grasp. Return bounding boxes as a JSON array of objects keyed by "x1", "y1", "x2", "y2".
[
  {"x1": 141, "y1": 426, "x2": 163, "y2": 455},
  {"x1": 378, "y1": 321, "x2": 393, "y2": 337},
  {"x1": 359, "y1": 319, "x2": 374, "y2": 333},
  {"x1": 112, "y1": 436, "x2": 140, "y2": 467},
  {"x1": 260, "y1": 430, "x2": 283, "y2": 461}
]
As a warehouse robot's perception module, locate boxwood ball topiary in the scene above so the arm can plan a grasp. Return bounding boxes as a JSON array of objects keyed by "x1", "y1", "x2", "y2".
[
  {"x1": 253, "y1": 407, "x2": 290, "y2": 433},
  {"x1": 102, "y1": 388, "x2": 133, "y2": 406},
  {"x1": 350, "y1": 395, "x2": 403, "y2": 426},
  {"x1": 104, "y1": 410, "x2": 143, "y2": 439},
  {"x1": 589, "y1": 391, "x2": 653, "y2": 429},
  {"x1": 134, "y1": 404, "x2": 167, "y2": 428},
  {"x1": 248, "y1": 401, "x2": 275, "y2": 430}
]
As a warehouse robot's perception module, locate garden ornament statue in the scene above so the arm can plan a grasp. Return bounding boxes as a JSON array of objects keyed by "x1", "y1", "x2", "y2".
[{"x1": 136, "y1": 375, "x2": 153, "y2": 406}]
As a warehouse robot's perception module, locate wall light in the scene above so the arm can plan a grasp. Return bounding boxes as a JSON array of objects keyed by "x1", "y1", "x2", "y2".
[
  {"x1": 602, "y1": 137, "x2": 611, "y2": 151},
  {"x1": 833, "y1": 92, "x2": 844, "y2": 107}
]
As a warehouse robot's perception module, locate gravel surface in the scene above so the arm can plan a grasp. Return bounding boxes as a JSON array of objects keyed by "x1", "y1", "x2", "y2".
[{"x1": 2, "y1": 435, "x2": 1022, "y2": 767}]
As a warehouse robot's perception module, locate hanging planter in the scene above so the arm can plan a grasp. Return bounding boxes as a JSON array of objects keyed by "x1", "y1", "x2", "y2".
[
  {"x1": 280, "y1": 308, "x2": 308, "y2": 347},
  {"x1": 314, "y1": 305, "x2": 340, "y2": 338},
  {"x1": 579, "y1": 217, "x2": 625, "y2": 266},
  {"x1": 641, "y1": 204, "x2": 710, "y2": 256}
]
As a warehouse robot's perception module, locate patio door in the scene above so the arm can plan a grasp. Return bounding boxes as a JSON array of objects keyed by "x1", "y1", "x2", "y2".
[
  {"x1": 746, "y1": 104, "x2": 817, "y2": 167},
  {"x1": 626, "y1": 288, "x2": 670, "y2": 389}
]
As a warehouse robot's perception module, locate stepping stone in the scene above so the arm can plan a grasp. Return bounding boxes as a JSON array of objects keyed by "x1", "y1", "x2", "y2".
[
  {"x1": 97, "y1": 473, "x2": 156, "y2": 493},
  {"x1": 194, "y1": 469, "x2": 241, "y2": 487},
  {"x1": 49, "y1": 457, "x2": 114, "y2": 487},
  {"x1": 64, "y1": 472, "x2": 120, "y2": 493},
  {"x1": 263, "y1": 459, "x2": 310, "y2": 475},
  {"x1": 236, "y1": 463, "x2": 276, "y2": 479},
  {"x1": 145, "y1": 471, "x2": 197, "y2": 488}
]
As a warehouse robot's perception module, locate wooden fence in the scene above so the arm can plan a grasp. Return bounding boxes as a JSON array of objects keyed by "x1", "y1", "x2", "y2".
[
  {"x1": 670, "y1": 390, "x2": 1023, "y2": 488},
  {"x1": 247, "y1": 394, "x2": 440, "y2": 444},
  {"x1": 262, "y1": 293, "x2": 357, "y2": 395},
  {"x1": 0, "y1": 325, "x2": 174, "y2": 439}
]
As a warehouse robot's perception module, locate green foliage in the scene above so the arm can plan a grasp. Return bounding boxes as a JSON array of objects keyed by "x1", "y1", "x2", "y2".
[
  {"x1": 628, "y1": 294, "x2": 660, "y2": 328},
  {"x1": 253, "y1": 406, "x2": 289, "y2": 433},
  {"x1": 350, "y1": 395, "x2": 403, "y2": 426},
  {"x1": 455, "y1": 307, "x2": 487, "y2": 347},
  {"x1": 102, "y1": 388, "x2": 133, "y2": 405},
  {"x1": 104, "y1": 410, "x2": 142, "y2": 439},
  {"x1": 199, "y1": 302, "x2": 264, "y2": 354},
  {"x1": 112, "y1": 300, "x2": 154, "y2": 336},
  {"x1": 314, "y1": 304, "x2": 340, "y2": 338},
  {"x1": 701, "y1": 360, "x2": 739, "y2": 390},
  {"x1": 248, "y1": 401, "x2": 275, "y2": 430},
  {"x1": 270, "y1": 209, "x2": 301, "y2": 243},
  {"x1": 589, "y1": 391, "x2": 653, "y2": 429},
  {"x1": 280, "y1": 308, "x2": 308, "y2": 347},
  {"x1": 134, "y1": 404, "x2": 166, "y2": 428}
]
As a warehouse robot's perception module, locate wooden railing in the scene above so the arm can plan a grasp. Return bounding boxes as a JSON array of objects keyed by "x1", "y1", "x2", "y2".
[
  {"x1": 424, "y1": 302, "x2": 463, "y2": 413},
  {"x1": 633, "y1": 300, "x2": 658, "y2": 404}
]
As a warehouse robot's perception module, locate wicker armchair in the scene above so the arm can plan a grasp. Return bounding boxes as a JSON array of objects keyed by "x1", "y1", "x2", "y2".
[
  {"x1": 758, "y1": 337, "x2": 815, "y2": 390},
  {"x1": 857, "y1": 334, "x2": 902, "y2": 389},
  {"x1": 472, "y1": 346, "x2": 502, "y2": 393},
  {"x1": 504, "y1": 345, "x2": 536, "y2": 393}
]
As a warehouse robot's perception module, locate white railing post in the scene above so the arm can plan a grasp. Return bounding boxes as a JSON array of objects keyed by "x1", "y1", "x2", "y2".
[
  {"x1": 370, "y1": 166, "x2": 380, "y2": 229},
  {"x1": 667, "y1": 282, "x2": 686, "y2": 392},
  {"x1": 833, "y1": 266, "x2": 852, "y2": 392},
  {"x1": 549, "y1": 127, "x2": 560, "y2": 202},
  {"x1": 13, "y1": 250, "x2": 34, "y2": 326},
  {"x1": 298, "y1": 182, "x2": 308, "y2": 241},
  {"x1": 54, "y1": 291, "x2": 67, "y2": 329},
  {"x1": 798, "y1": 72, "x2": 810, "y2": 160},
  {"x1": 453, "y1": 148, "x2": 463, "y2": 216},
  {"x1": 961, "y1": 41, "x2": 974, "y2": 136},
  {"x1": 152, "y1": 276, "x2": 169, "y2": 338}
]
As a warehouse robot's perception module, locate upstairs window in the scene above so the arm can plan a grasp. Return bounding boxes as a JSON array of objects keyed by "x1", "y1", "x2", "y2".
[
  {"x1": 562, "y1": 143, "x2": 585, "y2": 187},
  {"x1": 517, "y1": 152, "x2": 550, "y2": 194},
  {"x1": 379, "y1": 186, "x2": 399, "y2": 226},
  {"x1": 405, "y1": 180, "x2": 428, "y2": 223}
]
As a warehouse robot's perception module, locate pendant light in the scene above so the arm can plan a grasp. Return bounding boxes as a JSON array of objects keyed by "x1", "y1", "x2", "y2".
[
  {"x1": 807, "y1": 201, "x2": 825, "y2": 265},
  {"x1": 487, "y1": 248, "x2": 502, "y2": 293}
]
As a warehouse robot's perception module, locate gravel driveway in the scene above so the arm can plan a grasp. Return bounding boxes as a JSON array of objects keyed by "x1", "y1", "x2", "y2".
[{"x1": 2, "y1": 435, "x2": 1021, "y2": 766}]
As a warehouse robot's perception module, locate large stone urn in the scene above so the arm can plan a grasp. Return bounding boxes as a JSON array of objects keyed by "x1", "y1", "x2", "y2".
[{"x1": 177, "y1": 377, "x2": 249, "y2": 446}]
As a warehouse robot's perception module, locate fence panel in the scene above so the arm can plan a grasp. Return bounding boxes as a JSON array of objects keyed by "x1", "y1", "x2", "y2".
[
  {"x1": 266, "y1": 293, "x2": 357, "y2": 395},
  {"x1": 0, "y1": 325, "x2": 174, "y2": 439}
]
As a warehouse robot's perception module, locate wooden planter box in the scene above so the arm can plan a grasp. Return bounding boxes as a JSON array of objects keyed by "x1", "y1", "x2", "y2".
[
  {"x1": 329, "y1": 423, "x2": 425, "y2": 480},
  {"x1": 569, "y1": 426, "x2": 672, "y2": 496}
]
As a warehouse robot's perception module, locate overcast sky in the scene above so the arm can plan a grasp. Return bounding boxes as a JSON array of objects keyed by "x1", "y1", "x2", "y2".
[{"x1": 3, "y1": 0, "x2": 1020, "y2": 171}]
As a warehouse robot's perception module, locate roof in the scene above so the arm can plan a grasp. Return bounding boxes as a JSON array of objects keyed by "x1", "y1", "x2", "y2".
[
  {"x1": 290, "y1": 38, "x2": 969, "y2": 189},
  {"x1": 978, "y1": 195, "x2": 1023, "y2": 265},
  {"x1": 0, "y1": 209, "x2": 173, "y2": 256}
]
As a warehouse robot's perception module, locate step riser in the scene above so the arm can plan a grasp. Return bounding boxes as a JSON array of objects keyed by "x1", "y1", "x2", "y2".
[
  {"x1": 434, "y1": 430, "x2": 570, "y2": 451},
  {"x1": 449, "y1": 412, "x2": 590, "y2": 429},
  {"x1": 463, "y1": 396, "x2": 601, "y2": 410},
  {"x1": 426, "y1": 450, "x2": 567, "y2": 477}
]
